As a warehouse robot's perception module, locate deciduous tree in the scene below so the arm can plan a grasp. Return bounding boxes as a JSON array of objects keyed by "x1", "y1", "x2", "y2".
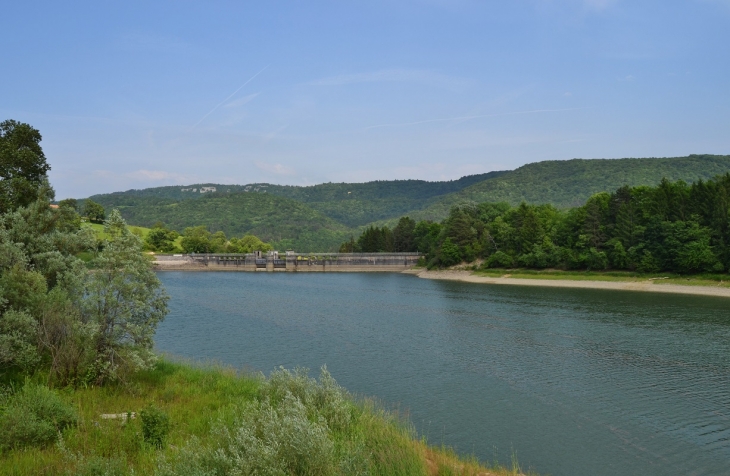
[{"x1": 0, "y1": 120, "x2": 50, "y2": 213}]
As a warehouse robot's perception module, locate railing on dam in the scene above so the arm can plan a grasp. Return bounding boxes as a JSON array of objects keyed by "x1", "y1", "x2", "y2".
[{"x1": 156, "y1": 252, "x2": 423, "y2": 271}]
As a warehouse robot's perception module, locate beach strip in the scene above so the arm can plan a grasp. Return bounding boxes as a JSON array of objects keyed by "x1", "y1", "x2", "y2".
[{"x1": 409, "y1": 269, "x2": 730, "y2": 299}]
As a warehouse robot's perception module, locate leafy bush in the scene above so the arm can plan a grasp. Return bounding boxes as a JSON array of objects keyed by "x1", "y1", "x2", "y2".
[
  {"x1": 261, "y1": 366, "x2": 353, "y2": 432},
  {"x1": 0, "y1": 310, "x2": 40, "y2": 372},
  {"x1": 584, "y1": 248, "x2": 608, "y2": 271},
  {"x1": 157, "y1": 367, "x2": 364, "y2": 476},
  {"x1": 140, "y1": 404, "x2": 170, "y2": 448},
  {"x1": 0, "y1": 383, "x2": 77, "y2": 451},
  {"x1": 485, "y1": 251, "x2": 514, "y2": 268},
  {"x1": 438, "y1": 238, "x2": 462, "y2": 267}
]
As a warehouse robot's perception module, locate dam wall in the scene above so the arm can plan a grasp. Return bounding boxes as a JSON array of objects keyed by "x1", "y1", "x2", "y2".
[{"x1": 153, "y1": 252, "x2": 422, "y2": 272}]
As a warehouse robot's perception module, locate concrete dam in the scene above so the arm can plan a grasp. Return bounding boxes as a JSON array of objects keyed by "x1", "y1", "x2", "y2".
[{"x1": 153, "y1": 252, "x2": 422, "y2": 272}]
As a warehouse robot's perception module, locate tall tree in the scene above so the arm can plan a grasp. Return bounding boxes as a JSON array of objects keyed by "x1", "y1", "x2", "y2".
[
  {"x1": 393, "y1": 216, "x2": 416, "y2": 252},
  {"x1": 0, "y1": 120, "x2": 50, "y2": 213},
  {"x1": 82, "y1": 210, "x2": 169, "y2": 384},
  {"x1": 84, "y1": 199, "x2": 105, "y2": 224}
]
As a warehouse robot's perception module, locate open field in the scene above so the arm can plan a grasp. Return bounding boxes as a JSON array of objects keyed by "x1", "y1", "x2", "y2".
[{"x1": 81, "y1": 222, "x2": 152, "y2": 240}]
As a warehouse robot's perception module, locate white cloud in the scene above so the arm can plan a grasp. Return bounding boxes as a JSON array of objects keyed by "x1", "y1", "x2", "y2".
[
  {"x1": 254, "y1": 161, "x2": 296, "y2": 176},
  {"x1": 365, "y1": 107, "x2": 586, "y2": 130},
  {"x1": 309, "y1": 69, "x2": 472, "y2": 90},
  {"x1": 95, "y1": 169, "x2": 196, "y2": 183},
  {"x1": 125, "y1": 169, "x2": 194, "y2": 181}
]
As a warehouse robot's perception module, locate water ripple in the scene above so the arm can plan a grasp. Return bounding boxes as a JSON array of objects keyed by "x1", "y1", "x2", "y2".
[{"x1": 156, "y1": 272, "x2": 730, "y2": 476}]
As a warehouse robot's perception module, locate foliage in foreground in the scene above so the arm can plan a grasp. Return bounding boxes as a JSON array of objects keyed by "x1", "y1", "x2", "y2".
[
  {"x1": 1, "y1": 120, "x2": 169, "y2": 392},
  {"x1": 0, "y1": 383, "x2": 78, "y2": 452},
  {"x1": 0, "y1": 361, "x2": 526, "y2": 476}
]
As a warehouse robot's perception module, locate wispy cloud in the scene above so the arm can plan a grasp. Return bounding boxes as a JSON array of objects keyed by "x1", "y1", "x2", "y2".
[
  {"x1": 93, "y1": 169, "x2": 196, "y2": 183},
  {"x1": 365, "y1": 107, "x2": 587, "y2": 130},
  {"x1": 126, "y1": 169, "x2": 194, "y2": 181},
  {"x1": 255, "y1": 161, "x2": 296, "y2": 176},
  {"x1": 309, "y1": 69, "x2": 472, "y2": 90},
  {"x1": 191, "y1": 65, "x2": 270, "y2": 129},
  {"x1": 262, "y1": 125, "x2": 288, "y2": 143},
  {"x1": 224, "y1": 93, "x2": 259, "y2": 108}
]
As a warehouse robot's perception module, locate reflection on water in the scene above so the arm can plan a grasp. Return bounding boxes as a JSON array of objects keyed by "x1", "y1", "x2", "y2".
[{"x1": 155, "y1": 272, "x2": 730, "y2": 476}]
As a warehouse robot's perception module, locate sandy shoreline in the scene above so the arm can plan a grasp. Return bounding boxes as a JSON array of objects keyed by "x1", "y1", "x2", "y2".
[{"x1": 407, "y1": 269, "x2": 730, "y2": 298}]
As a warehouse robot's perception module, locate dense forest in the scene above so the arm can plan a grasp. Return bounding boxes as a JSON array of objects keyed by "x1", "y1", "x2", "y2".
[
  {"x1": 378, "y1": 154, "x2": 730, "y2": 225},
  {"x1": 345, "y1": 176, "x2": 730, "y2": 274},
  {"x1": 87, "y1": 171, "x2": 506, "y2": 229},
  {"x1": 90, "y1": 192, "x2": 352, "y2": 252},
  {"x1": 83, "y1": 155, "x2": 730, "y2": 251}
]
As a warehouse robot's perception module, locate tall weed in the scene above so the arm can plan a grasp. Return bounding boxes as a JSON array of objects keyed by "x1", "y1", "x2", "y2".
[{"x1": 0, "y1": 383, "x2": 77, "y2": 451}]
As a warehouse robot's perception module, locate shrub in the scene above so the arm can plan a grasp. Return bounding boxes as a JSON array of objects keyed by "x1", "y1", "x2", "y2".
[
  {"x1": 0, "y1": 309, "x2": 40, "y2": 372},
  {"x1": 157, "y1": 367, "x2": 359, "y2": 476},
  {"x1": 438, "y1": 238, "x2": 462, "y2": 267},
  {"x1": 261, "y1": 366, "x2": 353, "y2": 432},
  {"x1": 140, "y1": 405, "x2": 170, "y2": 448},
  {"x1": 485, "y1": 251, "x2": 514, "y2": 268},
  {"x1": 637, "y1": 250, "x2": 660, "y2": 273},
  {"x1": 157, "y1": 396, "x2": 338, "y2": 476},
  {"x1": 0, "y1": 383, "x2": 77, "y2": 451},
  {"x1": 585, "y1": 248, "x2": 608, "y2": 271}
]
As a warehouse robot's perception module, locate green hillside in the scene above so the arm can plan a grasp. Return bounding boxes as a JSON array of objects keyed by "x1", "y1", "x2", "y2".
[
  {"x1": 89, "y1": 172, "x2": 506, "y2": 228},
  {"x1": 395, "y1": 154, "x2": 730, "y2": 224},
  {"x1": 101, "y1": 192, "x2": 351, "y2": 251},
  {"x1": 81, "y1": 155, "x2": 730, "y2": 251}
]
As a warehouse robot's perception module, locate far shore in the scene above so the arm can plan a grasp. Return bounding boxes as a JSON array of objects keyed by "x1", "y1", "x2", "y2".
[{"x1": 407, "y1": 269, "x2": 730, "y2": 298}]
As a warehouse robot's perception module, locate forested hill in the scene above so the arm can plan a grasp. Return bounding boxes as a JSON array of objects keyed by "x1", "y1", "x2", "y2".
[
  {"x1": 82, "y1": 154, "x2": 730, "y2": 251},
  {"x1": 98, "y1": 192, "x2": 352, "y2": 252},
  {"x1": 391, "y1": 154, "x2": 730, "y2": 224},
  {"x1": 88, "y1": 171, "x2": 507, "y2": 227}
]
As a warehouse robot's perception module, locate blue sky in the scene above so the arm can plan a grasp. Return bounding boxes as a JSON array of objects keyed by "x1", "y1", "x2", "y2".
[{"x1": 2, "y1": 1, "x2": 729, "y2": 199}]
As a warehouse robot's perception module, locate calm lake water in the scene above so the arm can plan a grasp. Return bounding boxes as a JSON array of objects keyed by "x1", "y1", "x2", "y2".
[{"x1": 155, "y1": 272, "x2": 730, "y2": 476}]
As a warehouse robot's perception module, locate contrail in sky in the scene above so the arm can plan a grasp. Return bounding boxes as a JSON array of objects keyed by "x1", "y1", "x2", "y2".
[
  {"x1": 365, "y1": 107, "x2": 587, "y2": 130},
  {"x1": 190, "y1": 64, "x2": 270, "y2": 129}
]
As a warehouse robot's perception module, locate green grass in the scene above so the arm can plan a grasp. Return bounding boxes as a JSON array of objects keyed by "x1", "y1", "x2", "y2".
[
  {"x1": 80, "y1": 223, "x2": 184, "y2": 251},
  {"x1": 81, "y1": 222, "x2": 151, "y2": 240},
  {"x1": 472, "y1": 268, "x2": 730, "y2": 288},
  {"x1": 0, "y1": 359, "x2": 528, "y2": 476}
]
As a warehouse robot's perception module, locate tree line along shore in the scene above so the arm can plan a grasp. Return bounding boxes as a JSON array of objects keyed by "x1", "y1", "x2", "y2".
[{"x1": 343, "y1": 175, "x2": 730, "y2": 280}]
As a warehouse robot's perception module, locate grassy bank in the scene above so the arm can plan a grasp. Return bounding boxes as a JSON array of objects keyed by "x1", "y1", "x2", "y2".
[
  {"x1": 0, "y1": 359, "x2": 526, "y2": 476},
  {"x1": 81, "y1": 222, "x2": 153, "y2": 240},
  {"x1": 471, "y1": 268, "x2": 730, "y2": 288}
]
